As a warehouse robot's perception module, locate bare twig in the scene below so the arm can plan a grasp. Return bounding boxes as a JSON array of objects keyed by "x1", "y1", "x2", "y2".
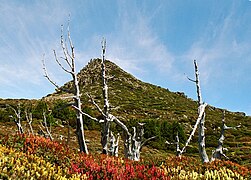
[
  {"x1": 72, "y1": 105, "x2": 104, "y2": 123},
  {"x1": 53, "y1": 50, "x2": 72, "y2": 74},
  {"x1": 87, "y1": 93, "x2": 106, "y2": 118}
]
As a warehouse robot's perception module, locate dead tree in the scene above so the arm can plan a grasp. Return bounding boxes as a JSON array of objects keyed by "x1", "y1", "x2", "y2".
[
  {"x1": 42, "y1": 23, "x2": 88, "y2": 153},
  {"x1": 73, "y1": 39, "x2": 154, "y2": 160},
  {"x1": 211, "y1": 111, "x2": 241, "y2": 161},
  {"x1": 176, "y1": 103, "x2": 207, "y2": 157},
  {"x1": 38, "y1": 111, "x2": 54, "y2": 141},
  {"x1": 25, "y1": 109, "x2": 34, "y2": 135},
  {"x1": 8, "y1": 104, "x2": 24, "y2": 134},
  {"x1": 109, "y1": 131, "x2": 120, "y2": 157},
  {"x1": 187, "y1": 60, "x2": 209, "y2": 163},
  {"x1": 129, "y1": 123, "x2": 156, "y2": 161},
  {"x1": 100, "y1": 39, "x2": 112, "y2": 154},
  {"x1": 174, "y1": 132, "x2": 181, "y2": 156}
]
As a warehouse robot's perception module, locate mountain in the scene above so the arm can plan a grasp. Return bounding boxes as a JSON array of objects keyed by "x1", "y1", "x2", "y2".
[
  {"x1": 1, "y1": 59, "x2": 250, "y2": 165},
  {"x1": 44, "y1": 59, "x2": 251, "y2": 163},
  {"x1": 46, "y1": 58, "x2": 249, "y2": 125}
]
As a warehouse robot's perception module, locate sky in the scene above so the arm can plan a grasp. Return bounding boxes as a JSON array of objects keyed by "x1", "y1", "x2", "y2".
[{"x1": 1, "y1": 0, "x2": 251, "y2": 115}]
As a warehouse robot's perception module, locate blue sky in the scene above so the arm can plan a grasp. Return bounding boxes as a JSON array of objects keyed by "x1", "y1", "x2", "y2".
[{"x1": 1, "y1": 0, "x2": 251, "y2": 115}]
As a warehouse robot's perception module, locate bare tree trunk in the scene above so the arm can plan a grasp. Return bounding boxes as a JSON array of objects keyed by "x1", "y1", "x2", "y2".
[
  {"x1": 193, "y1": 60, "x2": 209, "y2": 163},
  {"x1": 73, "y1": 72, "x2": 88, "y2": 154},
  {"x1": 178, "y1": 103, "x2": 207, "y2": 156},
  {"x1": 42, "y1": 23, "x2": 88, "y2": 154},
  {"x1": 211, "y1": 111, "x2": 241, "y2": 161},
  {"x1": 108, "y1": 131, "x2": 120, "y2": 157},
  {"x1": 42, "y1": 111, "x2": 53, "y2": 141},
  {"x1": 8, "y1": 104, "x2": 24, "y2": 134},
  {"x1": 121, "y1": 122, "x2": 155, "y2": 161},
  {"x1": 187, "y1": 60, "x2": 209, "y2": 163},
  {"x1": 130, "y1": 126, "x2": 142, "y2": 161},
  {"x1": 100, "y1": 39, "x2": 112, "y2": 154},
  {"x1": 175, "y1": 132, "x2": 182, "y2": 157},
  {"x1": 25, "y1": 110, "x2": 34, "y2": 135}
]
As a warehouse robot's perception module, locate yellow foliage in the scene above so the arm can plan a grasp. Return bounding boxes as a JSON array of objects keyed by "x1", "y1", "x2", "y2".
[
  {"x1": 0, "y1": 145, "x2": 78, "y2": 179},
  {"x1": 160, "y1": 163, "x2": 248, "y2": 180}
]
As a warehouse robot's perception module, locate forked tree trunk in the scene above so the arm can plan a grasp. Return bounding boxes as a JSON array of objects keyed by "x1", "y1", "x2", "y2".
[
  {"x1": 194, "y1": 60, "x2": 209, "y2": 163},
  {"x1": 121, "y1": 122, "x2": 155, "y2": 161},
  {"x1": 8, "y1": 104, "x2": 24, "y2": 134},
  {"x1": 187, "y1": 60, "x2": 209, "y2": 163},
  {"x1": 177, "y1": 103, "x2": 207, "y2": 157},
  {"x1": 41, "y1": 111, "x2": 54, "y2": 141}
]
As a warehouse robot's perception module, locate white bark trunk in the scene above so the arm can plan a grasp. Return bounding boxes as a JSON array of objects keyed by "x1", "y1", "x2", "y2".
[
  {"x1": 100, "y1": 39, "x2": 112, "y2": 154},
  {"x1": 178, "y1": 103, "x2": 207, "y2": 156},
  {"x1": 175, "y1": 132, "x2": 181, "y2": 157},
  {"x1": 121, "y1": 122, "x2": 155, "y2": 161},
  {"x1": 211, "y1": 111, "x2": 240, "y2": 161},
  {"x1": 25, "y1": 110, "x2": 34, "y2": 135},
  {"x1": 8, "y1": 104, "x2": 24, "y2": 134},
  {"x1": 108, "y1": 131, "x2": 120, "y2": 157},
  {"x1": 42, "y1": 111, "x2": 53, "y2": 141},
  {"x1": 42, "y1": 24, "x2": 88, "y2": 154},
  {"x1": 73, "y1": 72, "x2": 88, "y2": 154},
  {"x1": 193, "y1": 60, "x2": 209, "y2": 163}
]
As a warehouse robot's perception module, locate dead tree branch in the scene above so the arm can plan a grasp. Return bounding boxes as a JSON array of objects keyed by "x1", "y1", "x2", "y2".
[
  {"x1": 178, "y1": 103, "x2": 207, "y2": 156},
  {"x1": 25, "y1": 109, "x2": 34, "y2": 135},
  {"x1": 8, "y1": 104, "x2": 24, "y2": 134},
  {"x1": 40, "y1": 111, "x2": 53, "y2": 141},
  {"x1": 72, "y1": 105, "x2": 104, "y2": 123}
]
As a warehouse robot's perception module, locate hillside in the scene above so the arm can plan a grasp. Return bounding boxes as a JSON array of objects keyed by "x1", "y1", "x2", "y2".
[
  {"x1": 44, "y1": 59, "x2": 251, "y2": 165},
  {"x1": 1, "y1": 59, "x2": 250, "y2": 166}
]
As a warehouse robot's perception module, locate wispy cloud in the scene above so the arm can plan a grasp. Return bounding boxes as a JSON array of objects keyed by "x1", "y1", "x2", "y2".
[
  {"x1": 0, "y1": 1, "x2": 70, "y2": 98},
  {"x1": 104, "y1": 1, "x2": 175, "y2": 81},
  {"x1": 182, "y1": 1, "x2": 251, "y2": 86}
]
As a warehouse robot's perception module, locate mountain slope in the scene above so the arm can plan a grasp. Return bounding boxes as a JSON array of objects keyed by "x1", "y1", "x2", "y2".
[
  {"x1": 48, "y1": 58, "x2": 249, "y2": 124},
  {"x1": 44, "y1": 58, "x2": 250, "y2": 164}
]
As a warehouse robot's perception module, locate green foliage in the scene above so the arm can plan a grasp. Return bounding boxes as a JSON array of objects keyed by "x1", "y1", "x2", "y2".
[
  {"x1": 32, "y1": 100, "x2": 48, "y2": 119},
  {"x1": 82, "y1": 106, "x2": 100, "y2": 130},
  {"x1": 51, "y1": 100, "x2": 75, "y2": 126},
  {"x1": 125, "y1": 119, "x2": 187, "y2": 150},
  {"x1": 0, "y1": 108, "x2": 12, "y2": 122}
]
